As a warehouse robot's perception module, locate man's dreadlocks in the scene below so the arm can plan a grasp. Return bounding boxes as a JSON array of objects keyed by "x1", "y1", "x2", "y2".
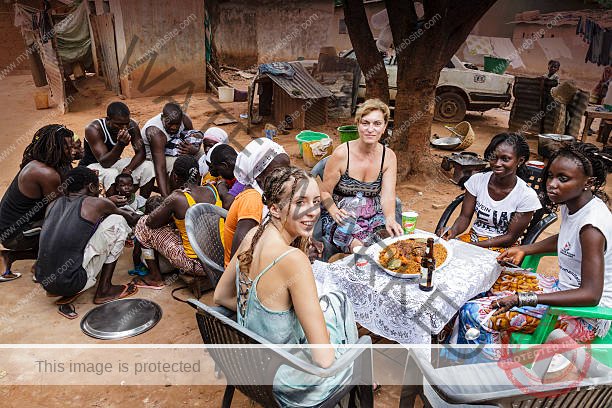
[{"x1": 21, "y1": 124, "x2": 73, "y2": 170}]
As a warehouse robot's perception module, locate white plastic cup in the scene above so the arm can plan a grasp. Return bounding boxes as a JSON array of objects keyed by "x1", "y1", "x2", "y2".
[{"x1": 402, "y1": 211, "x2": 419, "y2": 234}]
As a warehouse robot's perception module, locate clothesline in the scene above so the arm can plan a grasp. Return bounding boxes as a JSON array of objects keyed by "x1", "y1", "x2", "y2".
[{"x1": 576, "y1": 16, "x2": 611, "y2": 66}]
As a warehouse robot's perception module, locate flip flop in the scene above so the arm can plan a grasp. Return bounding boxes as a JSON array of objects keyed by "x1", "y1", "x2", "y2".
[
  {"x1": 93, "y1": 283, "x2": 138, "y2": 305},
  {"x1": 56, "y1": 291, "x2": 84, "y2": 305},
  {"x1": 128, "y1": 264, "x2": 149, "y2": 276},
  {"x1": 57, "y1": 303, "x2": 78, "y2": 320},
  {"x1": 0, "y1": 270, "x2": 21, "y2": 282},
  {"x1": 131, "y1": 276, "x2": 165, "y2": 290}
]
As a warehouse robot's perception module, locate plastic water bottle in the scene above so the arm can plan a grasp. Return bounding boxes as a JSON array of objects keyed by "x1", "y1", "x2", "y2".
[{"x1": 333, "y1": 192, "x2": 363, "y2": 248}]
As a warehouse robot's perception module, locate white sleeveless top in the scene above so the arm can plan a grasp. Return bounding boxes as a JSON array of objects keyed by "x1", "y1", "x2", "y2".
[
  {"x1": 557, "y1": 197, "x2": 611, "y2": 336},
  {"x1": 141, "y1": 113, "x2": 184, "y2": 159}
]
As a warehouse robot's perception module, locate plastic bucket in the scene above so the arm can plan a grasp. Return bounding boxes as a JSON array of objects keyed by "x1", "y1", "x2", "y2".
[
  {"x1": 483, "y1": 56, "x2": 509, "y2": 75},
  {"x1": 303, "y1": 138, "x2": 333, "y2": 168},
  {"x1": 337, "y1": 125, "x2": 359, "y2": 143},
  {"x1": 218, "y1": 86, "x2": 234, "y2": 103},
  {"x1": 34, "y1": 91, "x2": 49, "y2": 110},
  {"x1": 295, "y1": 131, "x2": 328, "y2": 157}
]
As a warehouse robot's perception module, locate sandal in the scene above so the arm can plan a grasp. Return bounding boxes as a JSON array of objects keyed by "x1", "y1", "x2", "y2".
[
  {"x1": 128, "y1": 264, "x2": 149, "y2": 276},
  {"x1": 0, "y1": 270, "x2": 21, "y2": 282},
  {"x1": 131, "y1": 276, "x2": 165, "y2": 290},
  {"x1": 57, "y1": 303, "x2": 78, "y2": 320},
  {"x1": 93, "y1": 283, "x2": 138, "y2": 305}
]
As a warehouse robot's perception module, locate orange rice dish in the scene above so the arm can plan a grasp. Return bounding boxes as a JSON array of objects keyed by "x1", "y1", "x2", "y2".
[{"x1": 378, "y1": 239, "x2": 448, "y2": 275}]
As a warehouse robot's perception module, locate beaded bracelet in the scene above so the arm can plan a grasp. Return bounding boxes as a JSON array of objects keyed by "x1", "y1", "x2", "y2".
[{"x1": 517, "y1": 291, "x2": 538, "y2": 307}]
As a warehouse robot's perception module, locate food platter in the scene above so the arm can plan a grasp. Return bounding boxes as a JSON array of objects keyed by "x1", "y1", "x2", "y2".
[{"x1": 364, "y1": 233, "x2": 453, "y2": 279}]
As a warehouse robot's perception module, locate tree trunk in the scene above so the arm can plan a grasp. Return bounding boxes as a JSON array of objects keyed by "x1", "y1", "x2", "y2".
[
  {"x1": 343, "y1": 0, "x2": 389, "y2": 104},
  {"x1": 384, "y1": 0, "x2": 497, "y2": 177}
]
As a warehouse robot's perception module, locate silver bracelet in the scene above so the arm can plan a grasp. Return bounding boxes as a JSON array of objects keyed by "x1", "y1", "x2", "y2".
[{"x1": 517, "y1": 292, "x2": 538, "y2": 307}]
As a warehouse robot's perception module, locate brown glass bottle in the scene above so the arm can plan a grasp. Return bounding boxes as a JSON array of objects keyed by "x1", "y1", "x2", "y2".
[{"x1": 419, "y1": 238, "x2": 436, "y2": 291}]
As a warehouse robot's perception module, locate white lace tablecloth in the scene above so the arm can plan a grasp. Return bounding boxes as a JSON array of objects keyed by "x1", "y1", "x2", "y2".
[{"x1": 312, "y1": 237, "x2": 502, "y2": 344}]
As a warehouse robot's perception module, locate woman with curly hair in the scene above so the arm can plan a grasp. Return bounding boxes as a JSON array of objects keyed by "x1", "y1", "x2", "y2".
[
  {"x1": 214, "y1": 166, "x2": 359, "y2": 407},
  {"x1": 455, "y1": 142, "x2": 612, "y2": 352}
]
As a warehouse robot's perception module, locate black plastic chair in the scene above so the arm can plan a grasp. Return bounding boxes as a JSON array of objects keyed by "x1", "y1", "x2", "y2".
[
  {"x1": 435, "y1": 165, "x2": 557, "y2": 246},
  {"x1": 188, "y1": 299, "x2": 374, "y2": 408},
  {"x1": 184, "y1": 203, "x2": 227, "y2": 296}
]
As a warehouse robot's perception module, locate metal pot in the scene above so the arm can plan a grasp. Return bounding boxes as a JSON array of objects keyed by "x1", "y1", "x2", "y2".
[{"x1": 538, "y1": 134, "x2": 574, "y2": 159}]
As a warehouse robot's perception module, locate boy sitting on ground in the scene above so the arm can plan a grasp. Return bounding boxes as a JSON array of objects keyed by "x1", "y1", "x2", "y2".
[
  {"x1": 111, "y1": 173, "x2": 147, "y2": 215},
  {"x1": 129, "y1": 196, "x2": 165, "y2": 277}
]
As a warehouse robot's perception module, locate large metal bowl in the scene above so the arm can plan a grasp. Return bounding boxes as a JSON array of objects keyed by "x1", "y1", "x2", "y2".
[
  {"x1": 431, "y1": 136, "x2": 462, "y2": 150},
  {"x1": 81, "y1": 298, "x2": 162, "y2": 340},
  {"x1": 538, "y1": 134, "x2": 574, "y2": 159}
]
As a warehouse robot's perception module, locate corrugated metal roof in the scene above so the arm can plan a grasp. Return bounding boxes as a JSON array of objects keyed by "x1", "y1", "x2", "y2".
[
  {"x1": 258, "y1": 62, "x2": 332, "y2": 100},
  {"x1": 509, "y1": 9, "x2": 612, "y2": 29}
]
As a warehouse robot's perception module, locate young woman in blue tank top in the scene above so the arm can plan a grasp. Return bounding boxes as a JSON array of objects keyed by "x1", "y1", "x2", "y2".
[{"x1": 214, "y1": 166, "x2": 359, "y2": 407}]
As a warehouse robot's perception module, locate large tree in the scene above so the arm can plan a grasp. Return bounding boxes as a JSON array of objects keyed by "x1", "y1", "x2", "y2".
[
  {"x1": 343, "y1": 0, "x2": 389, "y2": 104},
  {"x1": 346, "y1": 0, "x2": 498, "y2": 177}
]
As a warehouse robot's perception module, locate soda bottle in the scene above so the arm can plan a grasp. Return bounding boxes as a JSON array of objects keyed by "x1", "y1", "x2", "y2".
[
  {"x1": 419, "y1": 238, "x2": 435, "y2": 291},
  {"x1": 333, "y1": 192, "x2": 363, "y2": 248}
]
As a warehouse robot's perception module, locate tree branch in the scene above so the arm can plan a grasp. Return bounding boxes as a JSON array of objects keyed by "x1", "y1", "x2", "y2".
[{"x1": 343, "y1": 0, "x2": 389, "y2": 103}]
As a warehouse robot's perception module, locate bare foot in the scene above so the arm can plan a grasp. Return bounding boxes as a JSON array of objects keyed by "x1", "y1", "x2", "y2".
[
  {"x1": 93, "y1": 283, "x2": 138, "y2": 305},
  {"x1": 131, "y1": 276, "x2": 165, "y2": 290},
  {"x1": 0, "y1": 251, "x2": 8, "y2": 273}
]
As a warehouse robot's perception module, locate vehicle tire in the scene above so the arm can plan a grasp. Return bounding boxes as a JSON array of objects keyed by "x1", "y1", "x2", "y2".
[{"x1": 434, "y1": 92, "x2": 467, "y2": 123}]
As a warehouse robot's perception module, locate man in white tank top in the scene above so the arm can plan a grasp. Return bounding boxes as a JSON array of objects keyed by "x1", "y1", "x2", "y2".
[
  {"x1": 80, "y1": 102, "x2": 155, "y2": 198},
  {"x1": 141, "y1": 102, "x2": 197, "y2": 196}
]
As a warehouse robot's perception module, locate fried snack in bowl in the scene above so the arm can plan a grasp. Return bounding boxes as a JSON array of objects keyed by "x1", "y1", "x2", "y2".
[{"x1": 491, "y1": 271, "x2": 541, "y2": 294}]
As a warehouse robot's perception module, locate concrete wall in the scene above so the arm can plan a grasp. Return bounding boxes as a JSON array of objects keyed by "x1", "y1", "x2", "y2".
[
  {"x1": 0, "y1": 2, "x2": 28, "y2": 75},
  {"x1": 473, "y1": 0, "x2": 588, "y2": 37},
  {"x1": 327, "y1": 2, "x2": 386, "y2": 54},
  {"x1": 509, "y1": 23, "x2": 605, "y2": 91},
  {"x1": 109, "y1": 0, "x2": 206, "y2": 98},
  {"x1": 210, "y1": 0, "x2": 334, "y2": 66}
]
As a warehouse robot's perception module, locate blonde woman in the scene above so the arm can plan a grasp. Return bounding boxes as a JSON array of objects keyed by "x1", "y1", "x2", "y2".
[{"x1": 320, "y1": 98, "x2": 402, "y2": 253}]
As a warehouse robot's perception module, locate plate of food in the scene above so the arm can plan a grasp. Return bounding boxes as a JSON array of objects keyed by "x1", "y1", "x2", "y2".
[{"x1": 365, "y1": 233, "x2": 453, "y2": 279}]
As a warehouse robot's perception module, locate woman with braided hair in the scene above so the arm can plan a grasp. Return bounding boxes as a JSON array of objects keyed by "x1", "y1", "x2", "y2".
[
  {"x1": 456, "y1": 142, "x2": 612, "y2": 354},
  {"x1": 214, "y1": 166, "x2": 359, "y2": 407},
  {"x1": 133, "y1": 155, "x2": 216, "y2": 288},
  {"x1": 0, "y1": 124, "x2": 75, "y2": 282},
  {"x1": 440, "y1": 133, "x2": 542, "y2": 251}
]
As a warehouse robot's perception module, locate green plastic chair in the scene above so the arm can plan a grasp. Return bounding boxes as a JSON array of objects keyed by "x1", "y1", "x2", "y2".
[{"x1": 510, "y1": 252, "x2": 612, "y2": 367}]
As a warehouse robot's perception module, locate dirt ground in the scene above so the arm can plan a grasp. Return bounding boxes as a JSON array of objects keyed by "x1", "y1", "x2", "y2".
[{"x1": 0, "y1": 73, "x2": 609, "y2": 407}]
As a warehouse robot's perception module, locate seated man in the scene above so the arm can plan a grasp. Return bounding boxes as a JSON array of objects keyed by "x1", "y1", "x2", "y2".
[
  {"x1": 224, "y1": 138, "x2": 290, "y2": 266},
  {"x1": 0, "y1": 125, "x2": 75, "y2": 282},
  {"x1": 141, "y1": 102, "x2": 198, "y2": 197},
  {"x1": 79, "y1": 101, "x2": 155, "y2": 197},
  {"x1": 36, "y1": 167, "x2": 139, "y2": 316},
  {"x1": 206, "y1": 144, "x2": 244, "y2": 210}
]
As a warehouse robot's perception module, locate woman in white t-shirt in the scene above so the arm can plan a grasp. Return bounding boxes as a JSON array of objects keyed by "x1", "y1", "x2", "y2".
[
  {"x1": 456, "y1": 142, "x2": 611, "y2": 351},
  {"x1": 440, "y1": 133, "x2": 542, "y2": 251}
]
